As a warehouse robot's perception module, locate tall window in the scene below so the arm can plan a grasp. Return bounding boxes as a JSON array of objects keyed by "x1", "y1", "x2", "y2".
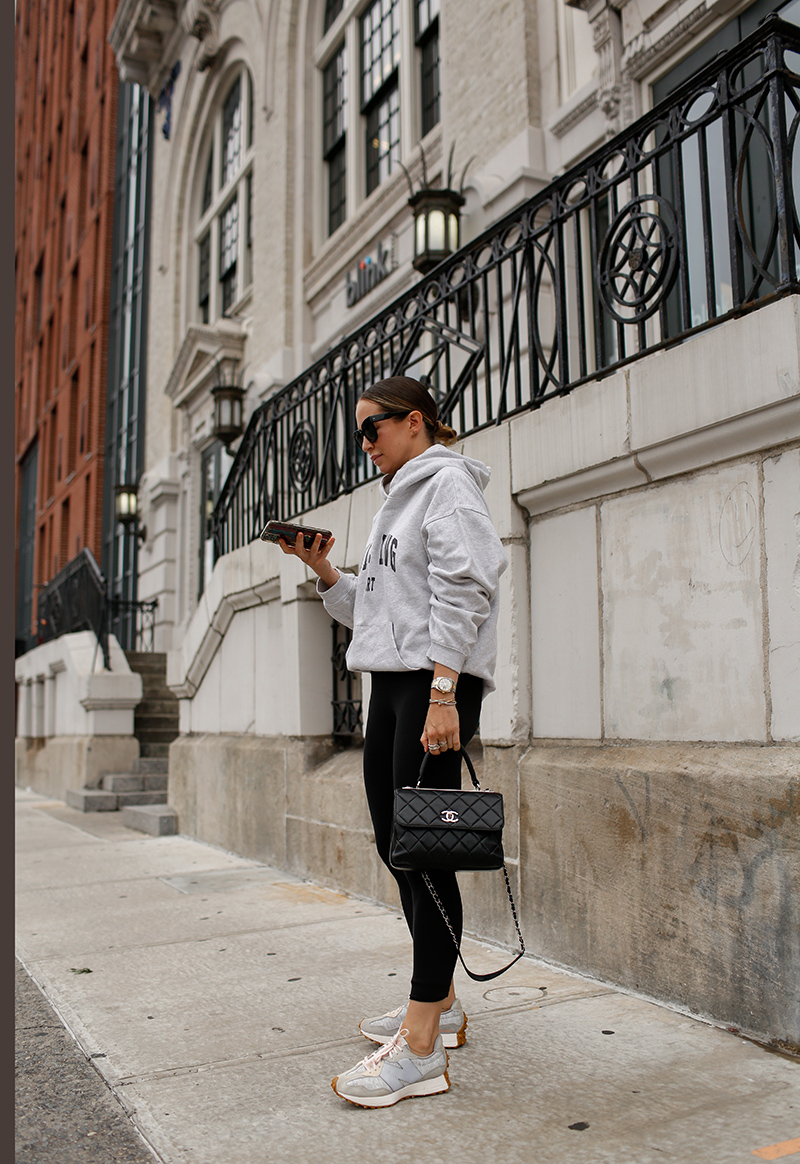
[
  {"x1": 194, "y1": 68, "x2": 255, "y2": 323},
  {"x1": 415, "y1": 0, "x2": 439, "y2": 137},
  {"x1": 199, "y1": 440, "x2": 233, "y2": 598},
  {"x1": 324, "y1": 42, "x2": 347, "y2": 234},
  {"x1": 102, "y1": 83, "x2": 152, "y2": 649},
  {"x1": 319, "y1": 0, "x2": 440, "y2": 236},
  {"x1": 362, "y1": 0, "x2": 401, "y2": 196}
]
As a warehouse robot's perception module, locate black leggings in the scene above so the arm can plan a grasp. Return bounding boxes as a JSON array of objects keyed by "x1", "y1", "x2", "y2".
[{"x1": 363, "y1": 670, "x2": 484, "y2": 1002}]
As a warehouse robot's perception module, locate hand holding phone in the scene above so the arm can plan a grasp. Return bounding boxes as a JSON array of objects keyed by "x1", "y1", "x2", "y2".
[{"x1": 260, "y1": 520, "x2": 332, "y2": 550}]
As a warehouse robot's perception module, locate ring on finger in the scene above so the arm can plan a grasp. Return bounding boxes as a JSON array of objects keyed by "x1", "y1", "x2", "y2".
[
  {"x1": 437, "y1": 741, "x2": 448, "y2": 749},
  {"x1": 429, "y1": 743, "x2": 440, "y2": 750}
]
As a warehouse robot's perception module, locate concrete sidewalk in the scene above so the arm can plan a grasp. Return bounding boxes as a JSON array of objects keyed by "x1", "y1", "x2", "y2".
[{"x1": 15, "y1": 787, "x2": 800, "y2": 1164}]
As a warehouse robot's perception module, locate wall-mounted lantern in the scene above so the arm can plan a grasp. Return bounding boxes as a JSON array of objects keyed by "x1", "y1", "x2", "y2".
[
  {"x1": 401, "y1": 143, "x2": 472, "y2": 276},
  {"x1": 211, "y1": 355, "x2": 245, "y2": 448},
  {"x1": 115, "y1": 483, "x2": 147, "y2": 543}
]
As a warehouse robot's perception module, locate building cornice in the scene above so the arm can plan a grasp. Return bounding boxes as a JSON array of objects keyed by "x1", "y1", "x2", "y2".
[{"x1": 109, "y1": 0, "x2": 222, "y2": 95}]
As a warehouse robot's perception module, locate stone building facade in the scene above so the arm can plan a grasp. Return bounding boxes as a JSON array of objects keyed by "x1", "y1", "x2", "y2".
[{"x1": 107, "y1": 0, "x2": 799, "y2": 1048}]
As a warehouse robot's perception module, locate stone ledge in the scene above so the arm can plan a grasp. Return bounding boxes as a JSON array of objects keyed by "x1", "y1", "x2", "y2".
[
  {"x1": 121, "y1": 804, "x2": 178, "y2": 836},
  {"x1": 518, "y1": 741, "x2": 800, "y2": 1046},
  {"x1": 65, "y1": 789, "x2": 119, "y2": 813}
]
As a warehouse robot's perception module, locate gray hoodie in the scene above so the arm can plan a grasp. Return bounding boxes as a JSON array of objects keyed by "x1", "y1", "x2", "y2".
[{"x1": 318, "y1": 444, "x2": 508, "y2": 693}]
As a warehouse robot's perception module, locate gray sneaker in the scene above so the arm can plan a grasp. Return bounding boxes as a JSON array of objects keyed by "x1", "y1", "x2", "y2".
[
  {"x1": 359, "y1": 999, "x2": 467, "y2": 1049},
  {"x1": 332, "y1": 1030, "x2": 450, "y2": 1108}
]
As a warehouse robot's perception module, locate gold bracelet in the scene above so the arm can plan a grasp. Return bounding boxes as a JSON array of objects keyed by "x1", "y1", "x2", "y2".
[{"x1": 429, "y1": 698, "x2": 457, "y2": 706}]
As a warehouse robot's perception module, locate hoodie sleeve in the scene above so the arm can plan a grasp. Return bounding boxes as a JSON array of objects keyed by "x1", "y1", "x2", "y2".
[
  {"x1": 316, "y1": 570, "x2": 357, "y2": 629},
  {"x1": 423, "y1": 505, "x2": 508, "y2": 674}
]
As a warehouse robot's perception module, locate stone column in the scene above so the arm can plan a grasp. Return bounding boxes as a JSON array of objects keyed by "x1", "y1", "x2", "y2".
[
  {"x1": 33, "y1": 677, "x2": 46, "y2": 738},
  {"x1": 567, "y1": 0, "x2": 635, "y2": 136},
  {"x1": 16, "y1": 680, "x2": 32, "y2": 738},
  {"x1": 44, "y1": 673, "x2": 56, "y2": 738}
]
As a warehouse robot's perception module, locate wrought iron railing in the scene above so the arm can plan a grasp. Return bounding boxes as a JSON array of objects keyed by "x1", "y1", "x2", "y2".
[
  {"x1": 37, "y1": 548, "x2": 111, "y2": 668},
  {"x1": 109, "y1": 597, "x2": 159, "y2": 653},
  {"x1": 332, "y1": 622, "x2": 363, "y2": 737},
  {"x1": 213, "y1": 15, "x2": 799, "y2": 559},
  {"x1": 36, "y1": 549, "x2": 159, "y2": 666}
]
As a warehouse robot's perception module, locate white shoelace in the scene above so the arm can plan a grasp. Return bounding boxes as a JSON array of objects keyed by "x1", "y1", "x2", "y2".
[{"x1": 358, "y1": 1028, "x2": 409, "y2": 1075}]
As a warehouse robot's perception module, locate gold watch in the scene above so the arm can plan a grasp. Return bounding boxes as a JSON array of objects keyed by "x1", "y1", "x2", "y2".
[{"x1": 431, "y1": 676, "x2": 457, "y2": 694}]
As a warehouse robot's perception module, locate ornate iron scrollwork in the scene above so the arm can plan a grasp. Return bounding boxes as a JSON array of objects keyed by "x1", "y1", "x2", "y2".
[
  {"x1": 211, "y1": 20, "x2": 798, "y2": 564},
  {"x1": 597, "y1": 195, "x2": 679, "y2": 324},
  {"x1": 288, "y1": 420, "x2": 316, "y2": 492},
  {"x1": 332, "y1": 623, "x2": 363, "y2": 737}
]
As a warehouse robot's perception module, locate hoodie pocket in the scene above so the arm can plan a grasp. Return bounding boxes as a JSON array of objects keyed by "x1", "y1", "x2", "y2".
[
  {"x1": 389, "y1": 622, "x2": 407, "y2": 668},
  {"x1": 347, "y1": 615, "x2": 408, "y2": 672}
]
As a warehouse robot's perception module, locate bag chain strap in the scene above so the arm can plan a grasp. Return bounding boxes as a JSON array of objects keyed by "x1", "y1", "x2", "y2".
[{"x1": 421, "y1": 864, "x2": 526, "y2": 983}]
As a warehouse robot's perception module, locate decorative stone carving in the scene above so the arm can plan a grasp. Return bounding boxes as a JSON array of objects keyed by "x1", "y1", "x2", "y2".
[
  {"x1": 181, "y1": 0, "x2": 221, "y2": 70},
  {"x1": 566, "y1": 0, "x2": 634, "y2": 138},
  {"x1": 109, "y1": 0, "x2": 180, "y2": 91}
]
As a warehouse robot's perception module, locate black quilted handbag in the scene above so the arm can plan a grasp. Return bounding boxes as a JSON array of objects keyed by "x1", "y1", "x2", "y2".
[
  {"x1": 390, "y1": 749, "x2": 525, "y2": 981},
  {"x1": 390, "y1": 749, "x2": 504, "y2": 872}
]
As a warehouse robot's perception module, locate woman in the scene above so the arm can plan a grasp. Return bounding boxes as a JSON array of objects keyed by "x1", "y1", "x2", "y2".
[{"x1": 279, "y1": 376, "x2": 507, "y2": 1108}]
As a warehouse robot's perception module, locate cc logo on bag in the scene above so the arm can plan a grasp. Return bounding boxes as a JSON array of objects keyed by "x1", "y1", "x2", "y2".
[{"x1": 441, "y1": 810, "x2": 459, "y2": 823}]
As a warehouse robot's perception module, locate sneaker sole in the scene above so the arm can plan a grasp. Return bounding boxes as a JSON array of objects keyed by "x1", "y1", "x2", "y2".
[
  {"x1": 361, "y1": 1014, "x2": 467, "y2": 1050},
  {"x1": 331, "y1": 1069, "x2": 450, "y2": 1108}
]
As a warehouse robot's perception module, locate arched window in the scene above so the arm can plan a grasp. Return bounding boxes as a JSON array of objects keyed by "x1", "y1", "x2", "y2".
[
  {"x1": 194, "y1": 66, "x2": 255, "y2": 322},
  {"x1": 319, "y1": 0, "x2": 440, "y2": 238}
]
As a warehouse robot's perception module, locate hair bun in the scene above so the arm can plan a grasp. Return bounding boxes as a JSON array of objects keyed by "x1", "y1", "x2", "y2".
[{"x1": 435, "y1": 421, "x2": 459, "y2": 446}]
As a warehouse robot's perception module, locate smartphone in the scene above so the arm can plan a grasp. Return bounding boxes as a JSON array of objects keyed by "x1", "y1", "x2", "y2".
[{"x1": 259, "y1": 520, "x2": 332, "y2": 550}]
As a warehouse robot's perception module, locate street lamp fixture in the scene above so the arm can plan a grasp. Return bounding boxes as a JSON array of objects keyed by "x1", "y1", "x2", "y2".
[
  {"x1": 211, "y1": 356, "x2": 245, "y2": 448},
  {"x1": 401, "y1": 143, "x2": 472, "y2": 276},
  {"x1": 115, "y1": 484, "x2": 147, "y2": 543}
]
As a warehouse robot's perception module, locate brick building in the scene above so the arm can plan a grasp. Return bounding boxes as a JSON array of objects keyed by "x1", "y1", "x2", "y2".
[{"x1": 14, "y1": 0, "x2": 119, "y2": 654}]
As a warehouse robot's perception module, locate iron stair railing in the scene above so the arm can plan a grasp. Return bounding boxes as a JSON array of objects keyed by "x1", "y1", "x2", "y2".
[
  {"x1": 36, "y1": 548, "x2": 159, "y2": 668},
  {"x1": 213, "y1": 14, "x2": 799, "y2": 562}
]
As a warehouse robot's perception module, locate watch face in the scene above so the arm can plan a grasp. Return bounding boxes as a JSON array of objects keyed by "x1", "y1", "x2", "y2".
[{"x1": 432, "y1": 677, "x2": 455, "y2": 693}]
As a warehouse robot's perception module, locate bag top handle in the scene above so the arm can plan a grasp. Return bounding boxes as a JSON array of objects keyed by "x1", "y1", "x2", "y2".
[{"x1": 417, "y1": 748, "x2": 482, "y2": 791}]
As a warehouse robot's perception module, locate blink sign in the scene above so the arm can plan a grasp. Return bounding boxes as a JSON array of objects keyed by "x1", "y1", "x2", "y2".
[{"x1": 346, "y1": 240, "x2": 392, "y2": 308}]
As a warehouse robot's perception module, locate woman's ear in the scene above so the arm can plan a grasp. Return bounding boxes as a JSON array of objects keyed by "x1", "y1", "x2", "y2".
[{"x1": 407, "y1": 409, "x2": 425, "y2": 437}]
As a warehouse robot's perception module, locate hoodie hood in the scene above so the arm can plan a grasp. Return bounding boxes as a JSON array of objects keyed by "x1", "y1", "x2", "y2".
[{"x1": 380, "y1": 443, "x2": 492, "y2": 499}]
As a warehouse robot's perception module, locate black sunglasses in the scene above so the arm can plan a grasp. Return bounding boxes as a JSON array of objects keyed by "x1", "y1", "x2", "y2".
[{"x1": 353, "y1": 411, "x2": 409, "y2": 449}]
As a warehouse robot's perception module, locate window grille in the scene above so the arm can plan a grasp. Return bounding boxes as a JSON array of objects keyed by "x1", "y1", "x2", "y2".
[
  {"x1": 361, "y1": 0, "x2": 401, "y2": 196},
  {"x1": 221, "y1": 78, "x2": 242, "y2": 187},
  {"x1": 361, "y1": 0, "x2": 401, "y2": 104},
  {"x1": 323, "y1": 42, "x2": 347, "y2": 234},
  {"x1": 219, "y1": 197, "x2": 239, "y2": 315},
  {"x1": 366, "y1": 86, "x2": 400, "y2": 195},
  {"x1": 416, "y1": 0, "x2": 440, "y2": 137},
  {"x1": 198, "y1": 231, "x2": 210, "y2": 323},
  {"x1": 194, "y1": 69, "x2": 253, "y2": 324},
  {"x1": 202, "y1": 152, "x2": 213, "y2": 214},
  {"x1": 324, "y1": 0, "x2": 344, "y2": 34}
]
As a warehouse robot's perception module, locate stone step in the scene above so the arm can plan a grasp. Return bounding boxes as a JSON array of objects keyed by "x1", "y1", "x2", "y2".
[
  {"x1": 127, "y1": 664, "x2": 169, "y2": 680},
  {"x1": 139, "y1": 742, "x2": 170, "y2": 759},
  {"x1": 134, "y1": 708, "x2": 180, "y2": 724},
  {"x1": 125, "y1": 652, "x2": 168, "y2": 668},
  {"x1": 65, "y1": 789, "x2": 119, "y2": 813},
  {"x1": 133, "y1": 757, "x2": 168, "y2": 775},
  {"x1": 116, "y1": 790, "x2": 168, "y2": 808},
  {"x1": 135, "y1": 728, "x2": 180, "y2": 744},
  {"x1": 102, "y1": 774, "x2": 144, "y2": 793},
  {"x1": 121, "y1": 804, "x2": 178, "y2": 836},
  {"x1": 137, "y1": 681, "x2": 176, "y2": 698},
  {"x1": 138, "y1": 689, "x2": 178, "y2": 705},
  {"x1": 143, "y1": 773, "x2": 168, "y2": 792},
  {"x1": 100, "y1": 773, "x2": 168, "y2": 794}
]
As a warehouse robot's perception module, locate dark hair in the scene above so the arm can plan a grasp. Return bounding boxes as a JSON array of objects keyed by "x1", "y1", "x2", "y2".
[{"x1": 359, "y1": 376, "x2": 458, "y2": 446}]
